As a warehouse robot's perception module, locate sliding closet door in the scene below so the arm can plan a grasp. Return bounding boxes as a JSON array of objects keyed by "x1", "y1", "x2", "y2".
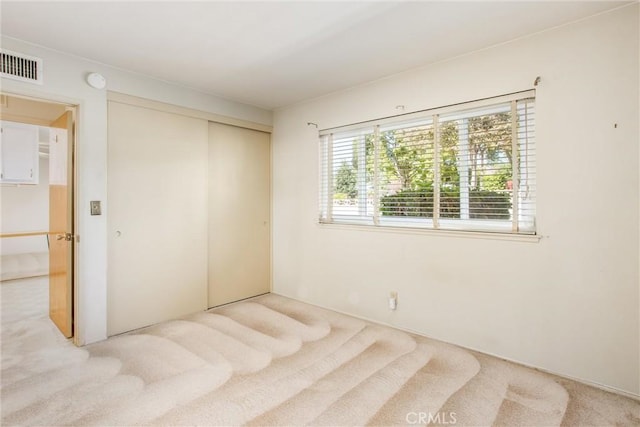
[
  {"x1": 208, "y1": 122, "x2": 270, "y2": 307},
  {"x1": 108, "y1": 101, "x2": 208, "y2": 335}
]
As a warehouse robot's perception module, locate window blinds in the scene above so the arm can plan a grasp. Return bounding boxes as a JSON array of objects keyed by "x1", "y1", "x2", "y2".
[{"x1": 319, "y1": 90, "x2": 536, "y2": 235}]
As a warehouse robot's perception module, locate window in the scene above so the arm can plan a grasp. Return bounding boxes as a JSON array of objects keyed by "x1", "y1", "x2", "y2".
[{"x1": 319, "y1": 91, "x2": 536, "y2": 235}]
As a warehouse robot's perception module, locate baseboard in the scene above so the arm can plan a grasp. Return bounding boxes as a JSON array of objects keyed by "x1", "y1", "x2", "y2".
[
  {"x1": 0, "y1": 272, "x2": 48, "y2": 282},
  {"x1": 0, "y1": 251, "x2": 49, "y2": 282},
  {"x1": 270, "y1": 291, "x2": 640, "y2": 402},
  {"x1": 207, "y1": 292, "x2": 270, "y2": 310},
  {"x1": 452, "y1": 346, "x2": 640, "y2": 401}
]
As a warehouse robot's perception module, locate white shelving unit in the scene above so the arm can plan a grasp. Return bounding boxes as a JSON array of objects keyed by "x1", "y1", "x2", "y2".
[{"x1": 0, "y1": 121, "x2": 40, "y2": 185}]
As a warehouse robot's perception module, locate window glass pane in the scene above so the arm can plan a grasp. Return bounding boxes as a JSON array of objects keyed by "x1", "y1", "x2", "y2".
[
  {"x1": 378, "y1": 119, "x2": 434, "y2": 224},
  {"x1": 331, "y1": 129, "x2": 374, "y2": 220},
  {"x1": 439, "y1": 104, "x2": 513, "y2": 231},
  {"x1": 517, "y1": 99, "x2": 536, "y2": 232},
  {"x1": 319, "y1": 135, "x2": 329, "y2": 221}
]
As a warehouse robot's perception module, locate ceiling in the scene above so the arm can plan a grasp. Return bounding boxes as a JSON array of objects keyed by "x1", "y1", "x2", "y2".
[{"x1": 0, "y1": 1, "x2": 629, "y2": 110}]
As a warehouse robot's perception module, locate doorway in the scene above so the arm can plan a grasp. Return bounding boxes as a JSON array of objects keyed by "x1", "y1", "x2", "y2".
[{"x1": 0, "y1": 93, "x2": 76, "y2": 339}]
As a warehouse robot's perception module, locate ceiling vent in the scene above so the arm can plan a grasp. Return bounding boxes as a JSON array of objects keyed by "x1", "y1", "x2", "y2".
[{"x1": 1, "y1": 49, "x2": 43, "y2": 85}]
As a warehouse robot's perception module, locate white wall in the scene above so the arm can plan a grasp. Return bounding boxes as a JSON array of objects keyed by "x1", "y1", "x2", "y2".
[
  {"x1": 0, "y1": 36, "x2": 272, "y2": 345},
  {"x1": 272, "y1": 5, "x2": 639, "y2": 395},
  {"x1": 1, "y1": 156, "x2": 49, "y2": 254}
]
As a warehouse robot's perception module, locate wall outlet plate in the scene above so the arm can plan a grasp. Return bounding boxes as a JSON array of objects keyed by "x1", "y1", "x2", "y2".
[{"x1": 90, "y1": 200, "x2": 101, "y2": 215}]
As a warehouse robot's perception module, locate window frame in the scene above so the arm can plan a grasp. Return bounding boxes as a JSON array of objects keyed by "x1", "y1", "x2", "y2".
[{"x1": 319, "y1": 90, "x2": 537, "y2": 238}]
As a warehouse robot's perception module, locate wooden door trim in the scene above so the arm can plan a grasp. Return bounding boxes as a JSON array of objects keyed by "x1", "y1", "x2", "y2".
[{"x1": 49, "y1": 110, "x2": 75, "y2": 338}]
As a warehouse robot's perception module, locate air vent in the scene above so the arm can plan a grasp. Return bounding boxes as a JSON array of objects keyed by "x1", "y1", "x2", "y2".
[{"x1": 0, "y1": 49, "x2": 43, "y2": 84}]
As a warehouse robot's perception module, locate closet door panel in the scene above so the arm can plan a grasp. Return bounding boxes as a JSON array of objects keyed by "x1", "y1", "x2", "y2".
[
  {"x1": 208, "y1": 122, "x2": 270, "y2": 307},
  {"x1": 108, "y1": 101, "x2": 208, "y2": 335}
]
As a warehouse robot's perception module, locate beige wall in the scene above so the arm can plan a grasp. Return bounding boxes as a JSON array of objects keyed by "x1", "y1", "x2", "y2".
[
  {"x1": 0, "y1": 156, "x2": 49, "y2": 254},
  {"x1": 271, "y1": 5, "x2": 639, "y2": 394}
]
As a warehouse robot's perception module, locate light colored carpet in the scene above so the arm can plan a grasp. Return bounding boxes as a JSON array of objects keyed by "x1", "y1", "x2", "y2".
[{"x1": 1, "y1": 278, "x2": 639, "y2": 426}]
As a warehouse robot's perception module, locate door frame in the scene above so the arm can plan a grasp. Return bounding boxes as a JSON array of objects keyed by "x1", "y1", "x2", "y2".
[{"x1": 1, "y1": 91, "x2": 79, "y2": 343}]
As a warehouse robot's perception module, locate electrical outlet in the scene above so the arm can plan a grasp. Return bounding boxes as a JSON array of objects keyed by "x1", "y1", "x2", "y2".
[
  {"x1": 389, "y1": 291, "x2": 398, "y2": 310},
  {"x1": 90, "y1": 200, "x2": 102, "y2": 215}
]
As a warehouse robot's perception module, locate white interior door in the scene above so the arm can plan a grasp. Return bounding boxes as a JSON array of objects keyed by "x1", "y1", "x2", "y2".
[
  {"x1": 107, "y1": 101, "x2": 208, "y2": 335},
  {"x1": 208, "y1": 122, "x2": 271, "y2": 307}
]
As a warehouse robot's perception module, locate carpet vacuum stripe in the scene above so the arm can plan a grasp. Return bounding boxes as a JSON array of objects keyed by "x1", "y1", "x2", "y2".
[{"x1": 1, "y1": 288, "x2": 638, "y2": 426}]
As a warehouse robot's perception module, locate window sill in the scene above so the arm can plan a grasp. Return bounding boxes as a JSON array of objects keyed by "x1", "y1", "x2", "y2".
[{"x1": 317, "y1": 221, "x2": 542, "y2": 243}]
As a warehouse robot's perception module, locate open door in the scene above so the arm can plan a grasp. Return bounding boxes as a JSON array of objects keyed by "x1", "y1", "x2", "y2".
[{"x1": 48, "y1": 111, "x2": 73, "y2": 338}]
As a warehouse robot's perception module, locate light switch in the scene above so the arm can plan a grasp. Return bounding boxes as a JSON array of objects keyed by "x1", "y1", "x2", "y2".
[{"x1": 90, "y1": 200, "x2": 102, "y2": 215}]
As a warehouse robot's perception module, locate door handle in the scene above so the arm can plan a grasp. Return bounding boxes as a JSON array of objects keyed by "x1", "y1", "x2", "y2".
[{"x1": 56, "y1": 233, "x2": 73, "y2": 241}]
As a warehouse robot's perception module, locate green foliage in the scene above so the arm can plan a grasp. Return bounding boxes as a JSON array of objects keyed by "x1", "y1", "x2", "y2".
[
  {"x1": 481, "y1": 166, "x2": 512, "y2": 191},
  {"x1": 334, "y1": 161, "x2": 357, "y2": 199},
  {"x1": 380, "y1": 129, "x2": 433, "y2": 190},
  {"x1": 466, "y1": 113, "x2": 512, "y2": 190},
  {"x1": 439, "y1": 121, "x2": 461, "y2": 188},
  {"x1": 365, "y1": 127, "x2": 435, "y2": 192},
  {"x1": 380, "y1": 189, "x2": 511, "y2": 220},
  {"x1": 338, "y1": 110, "x2": 513, "y2": 217},
  {"x1": 467, "y1": 190, "x2": 511, "y2": 220}
]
